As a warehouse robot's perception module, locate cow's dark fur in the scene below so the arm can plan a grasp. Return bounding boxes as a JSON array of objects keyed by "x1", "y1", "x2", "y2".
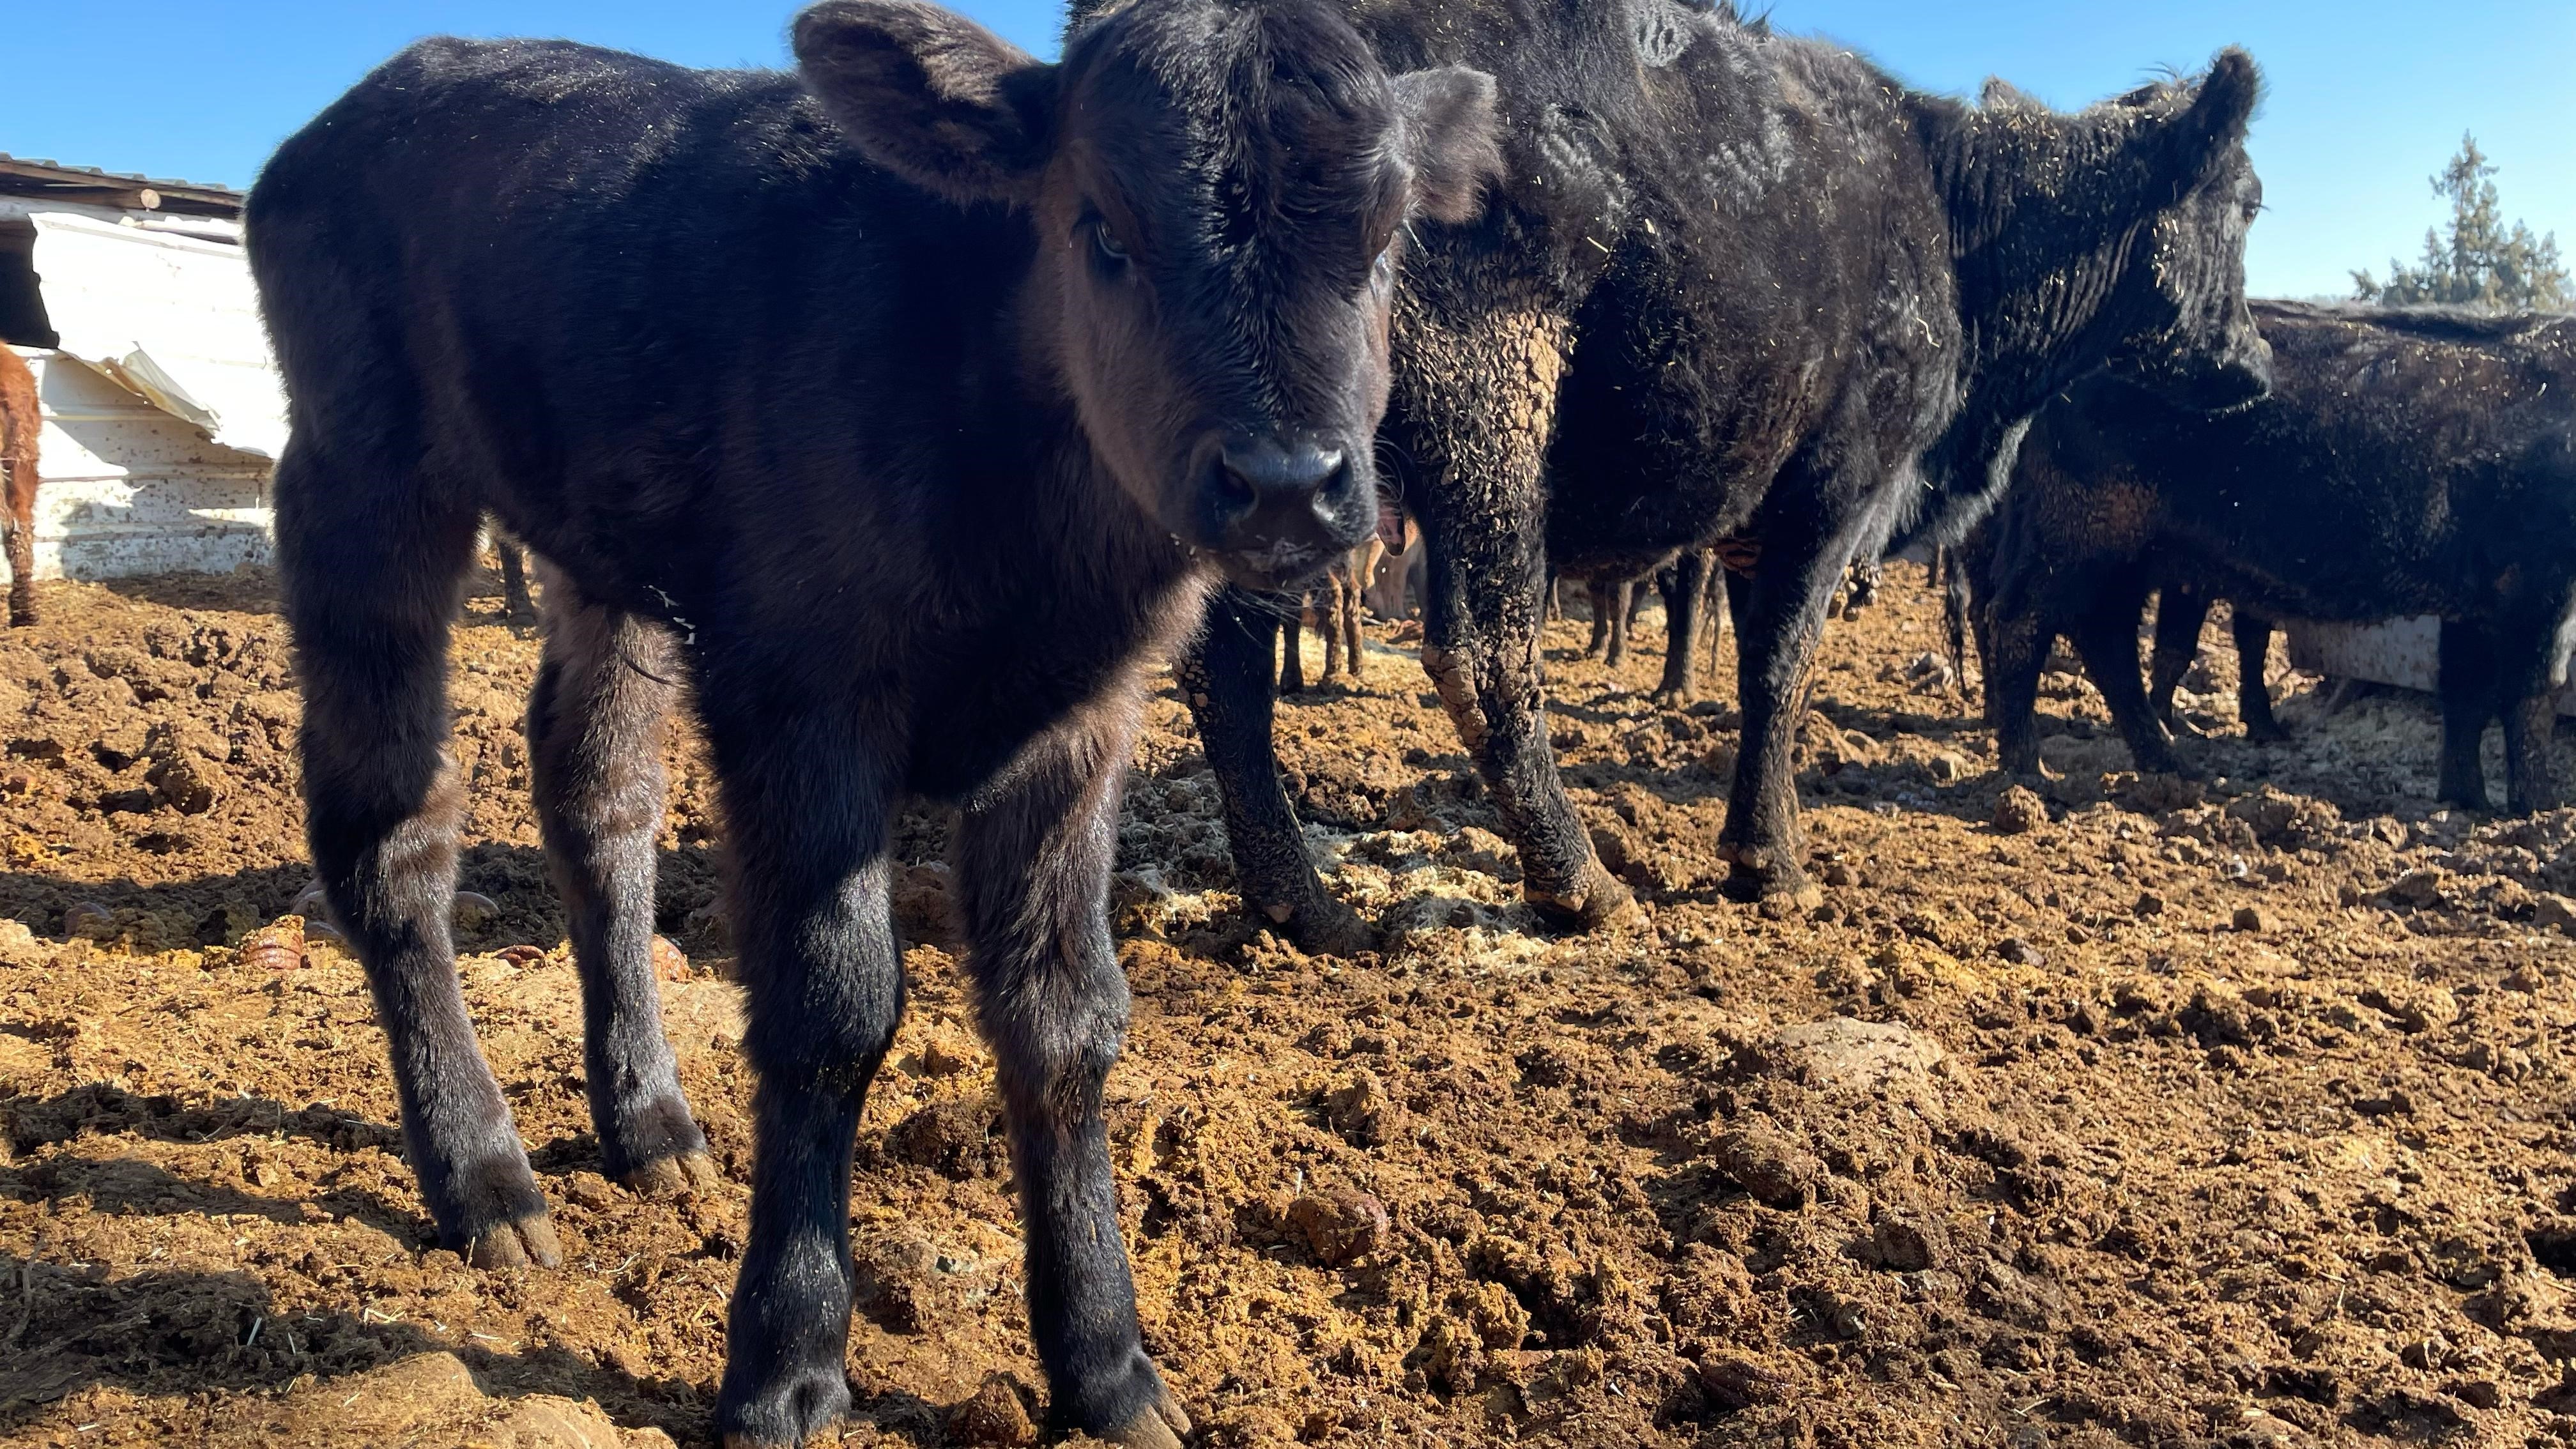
[
  {"x1": 1961, "y1": 300, "x2": 2576, "y2": 813},
  {"x1": 247, "y1": 2, "x2": 1498, "y2": 1443},
  {"x1": 1174, "y1": 0, "x2": 2269, "y2": 942}
]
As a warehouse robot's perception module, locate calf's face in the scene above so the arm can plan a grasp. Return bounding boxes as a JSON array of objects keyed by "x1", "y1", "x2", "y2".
[
  {"x1": 795, "y1": 0, "x2": 1502, "y2": 590},
  {"x1": 2108, "y1": 50, "x2": 2273, "y2": 411}
]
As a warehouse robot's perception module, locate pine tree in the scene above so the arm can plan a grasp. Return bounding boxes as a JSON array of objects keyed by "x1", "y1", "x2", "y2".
[{"x1": 2353, "y1": 134, "x2": 2568, "y2": 312}]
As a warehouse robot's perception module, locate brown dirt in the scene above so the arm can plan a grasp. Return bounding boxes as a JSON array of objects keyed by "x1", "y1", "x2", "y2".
[{"x1": 4, "y1": 560, "x2": 2576, "y2": 1448}]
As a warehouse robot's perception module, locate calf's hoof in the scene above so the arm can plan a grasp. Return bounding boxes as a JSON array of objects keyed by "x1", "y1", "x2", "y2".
[
  {"x1": 466, "y1": 1212, "x2": 564, "y2": 1271},
  {"x1": 1061, "y1": 1349, "x2": 1190, "y2": 1449},
  {"x1": 2244, "y1": 719, "x2": 2290, "y2": 745},
  {"x1": 1262, "y1": 893, "x2": 1377, "y2": 957},
  {"x1": 1719, "y1": 845, "x2": 1822, "y2": 914},
  {"x1": 1526, "y1": 860, "x2": 1643, "y2": 933},
  {"x1": 1103, "y1": 1386, "x2": 1194, "y2": 1449},
  {"x1": 1650, "y1": 684, "x2": 1700, "y2": 709},
  {"x1": 721, "y1": 1355, "x2": 853, "y2": 1449},
  {"x1": 624, "y1": 1149, "x2": 723, "y2": 1199}
]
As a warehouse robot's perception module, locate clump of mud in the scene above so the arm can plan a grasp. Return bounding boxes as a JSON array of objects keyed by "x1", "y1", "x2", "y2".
[{"x1": 4, "y1": 565, "x2": 2575, "y2": 1447}]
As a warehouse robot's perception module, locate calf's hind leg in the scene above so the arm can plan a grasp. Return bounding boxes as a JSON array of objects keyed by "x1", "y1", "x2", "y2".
[
  {"x1": 2067, "y1": 579, "x2": 2184, "y2": 776},
  {"x1": 2435, "y1": 618, "x2": 2497, "y2": 811},
  {"x1": 278, "y1": 438, "x2": 558, "y2": 1268},
  {"x1": 953, "y1": 704, "x2": 1189, "y2": 1448},
  {"x1": 2147, "y1": 586, "x2": 2211, "y2": 732},
  {"x1": 526, "y1": 565, "x2": 716, "y2": 1197},
  {"x1": 2232, "y1": 608, "x2": 2287, "y2": 742}
]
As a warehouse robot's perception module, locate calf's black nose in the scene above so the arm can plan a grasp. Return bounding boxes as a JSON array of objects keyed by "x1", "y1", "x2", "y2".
[
  {"x1": 1208, "y1": 435, "x2": 1354, "y2": 555},
  {"x1": 1220, "y1": 438, "x2": 1346, "y2": 503}
]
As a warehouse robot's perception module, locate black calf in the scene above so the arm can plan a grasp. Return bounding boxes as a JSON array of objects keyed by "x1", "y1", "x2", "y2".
[{"x1": 248, "y1": 1, "x2": 1498, "y2": 1443}]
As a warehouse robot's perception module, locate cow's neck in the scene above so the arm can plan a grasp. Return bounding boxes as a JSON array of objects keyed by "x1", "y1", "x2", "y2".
[{"x1": 1911, "y1": 99, "x2": 2173, "y2": 530}]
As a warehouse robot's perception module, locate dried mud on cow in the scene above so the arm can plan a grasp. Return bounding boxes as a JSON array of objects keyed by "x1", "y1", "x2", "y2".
[{"x1": 4, "y1": 565, "x2": 2576, "y2": 1446}]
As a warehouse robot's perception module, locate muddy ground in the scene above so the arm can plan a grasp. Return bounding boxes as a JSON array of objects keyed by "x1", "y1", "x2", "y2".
[{"x1": 4, "y1": 560, "x2": 2576, "y2": 1448}]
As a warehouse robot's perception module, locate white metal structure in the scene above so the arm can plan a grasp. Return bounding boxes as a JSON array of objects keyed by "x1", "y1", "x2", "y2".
[{"x1": 1, "y1": 157, "x2": 280, "y2": 581}]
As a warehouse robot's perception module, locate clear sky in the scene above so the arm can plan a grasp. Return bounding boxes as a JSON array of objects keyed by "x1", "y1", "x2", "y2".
[{"x1": 3, "y1": 1, "x2": 2568, "y2": 300}]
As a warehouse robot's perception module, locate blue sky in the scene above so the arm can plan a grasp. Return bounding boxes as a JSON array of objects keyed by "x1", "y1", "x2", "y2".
[{"x1": 3, "y1": 1, "x2": 2568, "y2": 299}]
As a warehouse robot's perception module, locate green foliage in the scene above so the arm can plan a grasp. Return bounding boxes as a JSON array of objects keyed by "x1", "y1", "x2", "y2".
[{"x1": 2352, "y1": 134, "x2": 2568, "y2": 313}]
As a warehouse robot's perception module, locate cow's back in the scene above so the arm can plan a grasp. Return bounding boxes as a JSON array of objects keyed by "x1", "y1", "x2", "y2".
[
  {"x1": 247, "y1": 38, "x2": 1027, "y2": 618},
  {"x1": 2033, "y1": 305, "x2": 2576, "y2": 620}
]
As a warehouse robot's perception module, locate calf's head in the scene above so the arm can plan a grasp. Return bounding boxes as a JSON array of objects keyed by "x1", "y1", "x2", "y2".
[
  {"x1": 2098, "y1": 50, "x2": 2273, "y2": 410},
  {"x1": 795, "y1": 0, "x2": 1502, "y2": 588}
]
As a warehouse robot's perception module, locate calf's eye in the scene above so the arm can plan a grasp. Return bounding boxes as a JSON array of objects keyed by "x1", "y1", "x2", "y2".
[{"x1": 1092, "y1": 218, "x2": 1129, "y2": 265}]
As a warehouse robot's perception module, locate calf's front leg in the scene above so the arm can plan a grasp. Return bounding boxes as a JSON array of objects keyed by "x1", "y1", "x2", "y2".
[
  {"x1": 1179, "y1": 590, "x2": 1372, "y2": 954},
  {"x1": 1720, "y1": 479, "x2": 1885, "y2": 905},
  {"x1": 707, "y1": 707, "x2": 905, "y2": 1448},
  {"x1": 1397, "y1": 300, "x2": 1631, "y2": 930},
  {"x1": 952, "y1": 703, "x2": 1190, "y2": 1449}
]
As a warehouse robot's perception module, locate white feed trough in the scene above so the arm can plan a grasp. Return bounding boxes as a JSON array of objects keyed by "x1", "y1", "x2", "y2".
[{"x1": 2285, "y1": 616, "x2": 2576, "y2": 717}]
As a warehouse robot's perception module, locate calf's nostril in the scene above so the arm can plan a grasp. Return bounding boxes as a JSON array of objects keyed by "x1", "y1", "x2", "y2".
[{"x1": 1220, "y1": 441, "x2": 1346, "y2": 498}]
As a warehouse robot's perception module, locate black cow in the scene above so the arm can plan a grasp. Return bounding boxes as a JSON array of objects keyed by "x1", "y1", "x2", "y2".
[
  {"x1": 1960, "y1": 301, "x2": 2576, "y2": 813},
  {"x1": 1176, "y1": 0, "x2": 2269, "y2": 946},
  {"x1": 246, "y1": 1, "x2": 1499, "y2": 1443}
]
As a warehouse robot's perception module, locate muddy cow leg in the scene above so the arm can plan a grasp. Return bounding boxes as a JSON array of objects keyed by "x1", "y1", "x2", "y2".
[
  {"x1": 277, "y1": 438, "x2": 558, "y2": 1269},
  {"x1": 1653, "y1": 549, "x2": 1711, "y2": 705},
  {"x1": 1179, "y1": 590, "x2": 1371, "y2": 954},
  {"x1": 951, "y1": 704, "x2": 1190, "y2": 1448},
  {"x1": 2233, "y1": 608, "x2": 2287, "y2": 742},
  {"x1": 1603, "y1": 579, "x2": 1632, "y2": 668},
  {"x1": 1329, "y1": 569, "x2": 1349, "y2": 675},
  {"x1": 1983, "y1": 594, "x2": 2050, "y2": 777},
  {"x1": 498, "y1": 538, "x2": 539, "y2": 625},
  {"x1": 1719, "y1": 484, "x2": 1887, "y2": 904},
  {"x1": 3, "y1": 459, "x2": 34, "y2": 627},
  {"x1": 1582, "y1": 579, "x2": 1613, "y2": 660},
  {"x1": 2485, "y1": 607, "x2": 2567, "y2": 815},
  {"x1": 1278, "y1": 594, "x2": 1309, "y2": 693},
  {"x1": 705, "y1": 693, "x2": 904, "y2": 1446},
  {"x1": 1339, "y1": 548, "x2": 1370, "y2": 683},
  {"x1": 1400, "y1": 296, "x2": 1630, "y2": 930},
  {"x1": 2503, "y1": 691, "x2": 2564, "y2": 815},
  {"x1": 525, "y1": 565, "x2": 715, "y2": 1198},
  {"x1": 2147, "y1": 585, "x2": 2211, "y2": 732},
  {"x1": 2435, "y1": 618, "x2": 2497, "y2": 811},
  {"x1": 2067, "y1": 577, "x2": 2185, "y2": 776}
]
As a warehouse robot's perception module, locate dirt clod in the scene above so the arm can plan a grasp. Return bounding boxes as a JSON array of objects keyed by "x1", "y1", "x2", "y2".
[
  {"x1": 1993, "y1": 784, "x2": 2049, "y2": 834},
  {"x1": 948, "y1": 1374, "x2": 1039, "y2": 1446},
  {"x1": 1288, "y1": 1186, "x2": 1390, "y2": 1266}
]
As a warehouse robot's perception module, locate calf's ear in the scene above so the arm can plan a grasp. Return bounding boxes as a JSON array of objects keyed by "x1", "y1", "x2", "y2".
[
  {"x1": 1391, "y1": 67, "x2": 1505, "y2": 225},
  {"x1": 2167, "y1": 48, "x2": 2260, "y2": 188},
  {"x1": 794, "y1": 0, "x2": 1058, "y2": 206}
]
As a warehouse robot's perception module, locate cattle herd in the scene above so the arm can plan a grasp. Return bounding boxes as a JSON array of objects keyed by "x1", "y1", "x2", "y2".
[{"x1": 142, "y1": 0, "x2": 2564, "y2": 1444}]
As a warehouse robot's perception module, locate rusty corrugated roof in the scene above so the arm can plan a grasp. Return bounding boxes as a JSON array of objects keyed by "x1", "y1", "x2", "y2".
[{"x1": 0, "y1": 153, "x2": 243, "y2": 217}]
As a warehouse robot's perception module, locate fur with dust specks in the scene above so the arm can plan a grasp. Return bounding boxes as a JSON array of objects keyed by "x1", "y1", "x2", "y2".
[
  {"x1": 1170, "y1": 0, "x2": 2269, "y2": 937},
  {"x1": 1959, "y1": 301, "x2": 2576, "y2": 814}
]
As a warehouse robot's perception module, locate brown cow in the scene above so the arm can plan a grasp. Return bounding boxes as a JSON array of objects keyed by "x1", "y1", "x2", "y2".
[{"x1": 0, "y1": 346, "x2": 40, "y2": 625}]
